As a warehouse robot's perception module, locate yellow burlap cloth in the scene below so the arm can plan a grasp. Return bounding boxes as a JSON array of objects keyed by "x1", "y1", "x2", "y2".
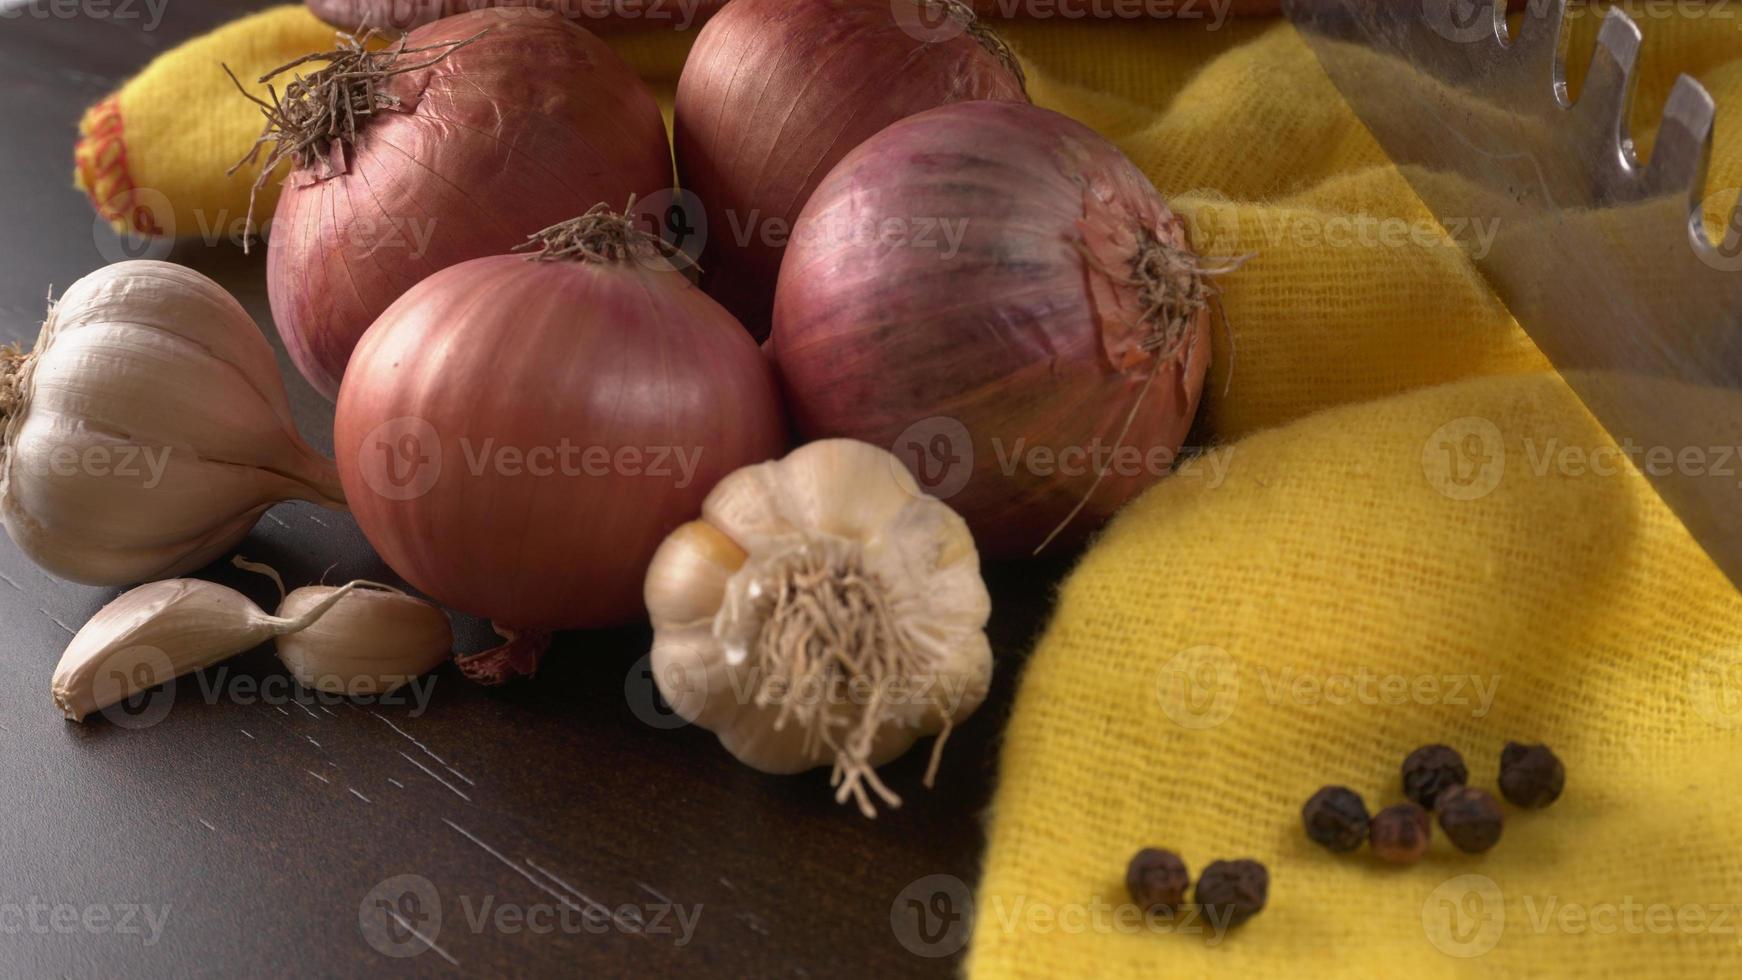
[
  {"x1": 969, "y1": 9, "x2": 1742, "y2": 978},
  {"x1": 70, "y1": 6, "x2": 1742, "y2": 974}
]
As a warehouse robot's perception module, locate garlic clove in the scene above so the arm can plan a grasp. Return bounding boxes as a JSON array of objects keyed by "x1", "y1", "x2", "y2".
[
  {"x1": 650, "y1": 628, "x2": 746, "y2": 731},
  {"x1": 702, "y1": 439, "x2": 922, "y2": 547},
  {"x1": 51, "y1": 578, "x2": 355, "y2": 722},
  {"x1": 2, "y1": 261, "x2": 347, "y2": 586},
  {"x1": 644, "y1": 520, "x2": 747, "y2": 628},
  {"x1": 274, "y1": 586, "x2": 452, "y2": 696}
]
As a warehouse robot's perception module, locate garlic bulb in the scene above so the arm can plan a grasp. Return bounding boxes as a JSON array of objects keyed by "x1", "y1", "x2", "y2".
[
  {"x1": 643, "y1": 439, "x2": 993, "y2": 817},
  {"x1": 275, "y1": 585, "x2": 452, "y2": 695},
  {"x1": 52, "y1": 577, "x2": 359, "y2": 722},
  {"x1": 1, "y1": 261, "x2": 346, "y2": 586}
]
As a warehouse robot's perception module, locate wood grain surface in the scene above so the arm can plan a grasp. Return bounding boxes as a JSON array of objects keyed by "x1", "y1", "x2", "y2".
[{"x1": 0, "y1": 3, "x2": 1083, "y2": 975}]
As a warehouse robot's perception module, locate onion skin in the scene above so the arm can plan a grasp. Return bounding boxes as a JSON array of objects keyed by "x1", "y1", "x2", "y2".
[
  {"x1": 306, "y1": 0, "x2": 1290, "y2": 34},
  {"x1": 268, "y1": 11, "x2": 673, "y2": 399},
  {"x1": 334, "y1": 252, "x2": 787, "y2": 637},
  {"x1": 673, "y1": 0, "x2": 1028, "y2": 337},
  {"x1": 306, "y1": 0, "x2": 731, "y2": 33},
  {"x1": 771, "y1": 100, "x2": 1212, "y2": 558}
]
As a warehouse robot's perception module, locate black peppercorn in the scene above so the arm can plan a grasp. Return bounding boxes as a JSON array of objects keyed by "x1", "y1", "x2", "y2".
[
  {"x1": 1436, "y1": 786, "x2": 1504, "y2": 853},
  {"x1": 1194, "y1": 859, "x2": 1267, "y2": 927},
  {"x1": 1401, "y1": 744, "x2": 1468, "y2": 808},
  {"x1": 1370, "y1": 803, "x2": 1432, "y2": 864},
  {"x1": 1498, "y1": 741, "x2": 1565, "y2": 808},
  {"x1": 1301, "y1": 785, "x2": 1370, "y2": 852},
  {"x1": 1125, "y1": 848, "x2": 1190, "y2": 917}
]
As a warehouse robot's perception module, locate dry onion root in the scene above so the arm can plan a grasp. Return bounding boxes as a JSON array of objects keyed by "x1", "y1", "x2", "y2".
[{"x1": 644, "y1": 440, "x2": 993, "y2": 817}]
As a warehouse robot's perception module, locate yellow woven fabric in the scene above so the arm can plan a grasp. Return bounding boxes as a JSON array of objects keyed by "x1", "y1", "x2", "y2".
[
  {"x1": 968, "y1": 8, "x2": 1742, "y2": 979},
  {"x1": 74, "y1": 5, "x2": 336, "y2": 241}
]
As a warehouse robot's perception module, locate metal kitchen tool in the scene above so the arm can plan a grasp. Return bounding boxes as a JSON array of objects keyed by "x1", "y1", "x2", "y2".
[{"x1": 1284, "y1": 0, "x2": 1742, "y2": 587}]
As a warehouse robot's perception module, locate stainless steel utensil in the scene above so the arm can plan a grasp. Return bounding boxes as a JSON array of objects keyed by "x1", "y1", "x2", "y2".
[{"x1": 1285, "y1": 0, "x2": 1742, "y2": 586}]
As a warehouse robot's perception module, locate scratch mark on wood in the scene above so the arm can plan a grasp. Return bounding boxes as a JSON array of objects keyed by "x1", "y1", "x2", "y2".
[
  {"x1": 320, "y1": 706, "x2": 337, "y2": 717},
  {"x1": 239, "y1": 729, "x2": 255, "y2": 740},
  {"x1": 386, "y1": 908, "x2": 459, "y2": 967},
  {"x1": 294, "y1": 700, "x2": 321, "y2": 720},
  {"x1": 348, "y1": 787, "x2": 372, "y2": 804},
  {"x1": 274, "y1": 706, "x2": 291, "y2": 716},
  {"x1": 400, "y1": 752, "x2": 471, "y2": 802},
  {"x1": 38, "y1": 609, "x2": 74, "y2": 635},
  {"x1": 306, "y1": 769, "x2": 330, "y2": 785},
  {"x1": 527, "y1": 857, "x2": 642, "y2": 934},
  {"x1": 198, "y1": 818, "x2": 216, "y2": 832},
  {"x1": 305, "y1": 736, "x2": 323, "y2": 749},
  {"x1": 737, "y1": 911, "x2": 771, "y2": 936},
  {"x1": 443, "y1": 820, "x2": 585, "y2": 917},
  {"x1": 387, "y1": 778, "x2": 405, "y2": 788},
  {"x1": 374, "y1": 712, "x2": 474, "y2": 785}
]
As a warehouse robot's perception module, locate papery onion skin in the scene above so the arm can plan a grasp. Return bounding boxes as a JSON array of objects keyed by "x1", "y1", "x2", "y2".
[
  {"x1": 673, "y1": 0, "x2": 1028, "y2": 338},
  {"x1": 771, "y1": 100, "x2": 1213, "y2": 558},
  {"x1": 267, "y1": 11, "x2": 673, "y2": 399},
  {"x1": 306, "y1": 0, "x2": 731, "y2": 33},
  {"x1": 334, "y1": 250, "x2": 787, "y2": 637}
]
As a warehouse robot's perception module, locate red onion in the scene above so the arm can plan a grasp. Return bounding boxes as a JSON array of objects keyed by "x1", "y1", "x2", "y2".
[
  {"x1": 305, "y1": 0, "x2": 730, "y2": 34},
  {"x1": 673, "y1": 0, "x2": 1028, "y2": 337},
  {"x1": 334, "y1": 205, "x2": 787, "y2": 682},
  {"x1": 245, "y1": 11, "x2": 673, "y2": 398},
  {"x1": 772, "y1": 100, "x2": 1224, "y2": 558}
]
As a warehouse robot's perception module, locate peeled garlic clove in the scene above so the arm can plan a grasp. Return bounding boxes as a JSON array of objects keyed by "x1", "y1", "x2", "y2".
[
  {"x1": 643, "y1": 439, "x2": 994, "y2": 818},
  {"x1": 51, "y1": 578, "x2": 355, "y2": 722},
  {"x1": 1, "y1": 261, "x2": 347, "y2": 586},
  {"x1": 275, "y1": 586, "x2": 452, "y2": 696}
]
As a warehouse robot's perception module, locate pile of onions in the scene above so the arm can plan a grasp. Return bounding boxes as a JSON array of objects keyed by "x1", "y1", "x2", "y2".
[
  {"x1": 772, "y1": 101, "x2": 1225, "y2": 558},
  {"x1": 245, "y1": 11, "x2": 672, "y2": 398},
  {"x1": 674, "y1": 0, "x2": 1028, "y2": 336},
  {"x1": 303, "y1": 0, "x2": 1291, "y2": 35},
  {"x1": 335, "y1": 204, "x2": 786, "y2": 683}
]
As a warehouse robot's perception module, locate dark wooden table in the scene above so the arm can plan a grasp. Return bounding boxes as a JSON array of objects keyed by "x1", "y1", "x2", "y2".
[{"x1": 0, "y1": 5, "x2": 1067, "y2": 976}]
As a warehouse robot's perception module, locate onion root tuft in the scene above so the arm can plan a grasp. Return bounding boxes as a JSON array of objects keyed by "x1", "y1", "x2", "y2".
[
  {"x1": 224, "y1": 27, "x2": 488, "y2": 248},
  {"x1": 514, "y1": 198, "x2": 684, "y2": 268},
  {"x1": 457, "y1": 625, "x2": 552, "y2": 686}
]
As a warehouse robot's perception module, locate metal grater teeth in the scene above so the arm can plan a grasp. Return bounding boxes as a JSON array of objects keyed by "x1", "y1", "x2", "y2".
[
  {"x1": 1288, "y1": 0, "x2": 1742, "y2": 590},
  {"x1": 1507, "y1": 0, "x2": 1567, "y2": 74},
  {"x1": 1644, "y1": 75, "x2": 1714, "y2": 209},
  {"x1": 1577, "y1": 12, "x2": 1645, "y2": 177}
]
